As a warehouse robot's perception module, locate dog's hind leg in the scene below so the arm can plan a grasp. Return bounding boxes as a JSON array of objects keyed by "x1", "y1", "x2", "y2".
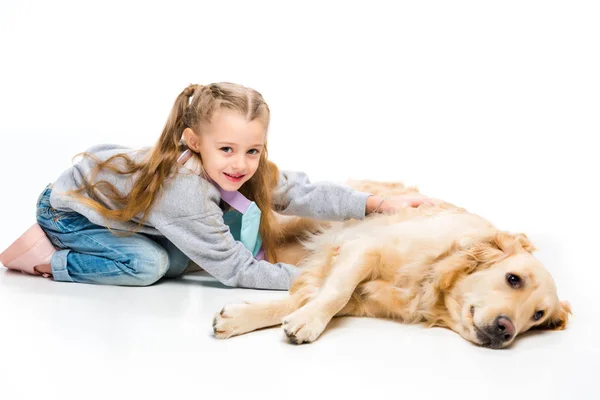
[{"x1": 281, "y1": 244, "x2": 377, "y2": 344}]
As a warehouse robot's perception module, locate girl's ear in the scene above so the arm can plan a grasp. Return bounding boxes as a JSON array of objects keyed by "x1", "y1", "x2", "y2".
[{"x1": 183, "y1": 128, "x2": 201, "y2": 152}]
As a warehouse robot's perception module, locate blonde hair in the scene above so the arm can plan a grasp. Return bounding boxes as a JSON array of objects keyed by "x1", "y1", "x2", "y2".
[{"x1": 70, "y1": 82, "x2": 282, "y2": 262}]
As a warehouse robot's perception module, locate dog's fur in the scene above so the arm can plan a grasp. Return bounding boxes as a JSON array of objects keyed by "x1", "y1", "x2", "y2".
[{"x1": 213, "y1": 180, "x2": 570, "y2": 348}]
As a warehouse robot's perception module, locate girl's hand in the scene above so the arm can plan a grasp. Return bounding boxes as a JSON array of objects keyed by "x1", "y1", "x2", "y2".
[{"x1": 366, "y1": 195, "x2": 435, "y2": 215}]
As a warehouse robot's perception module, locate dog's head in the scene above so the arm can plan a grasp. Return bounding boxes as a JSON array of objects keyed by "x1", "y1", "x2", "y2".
[{"x1": 439, "y1": 232, "x2": 570, "y2": 349}]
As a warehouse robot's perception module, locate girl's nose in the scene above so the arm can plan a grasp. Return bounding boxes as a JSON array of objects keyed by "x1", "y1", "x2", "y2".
[{"x1": 232, "y1": 156, "x2": 246, "y2": 171}]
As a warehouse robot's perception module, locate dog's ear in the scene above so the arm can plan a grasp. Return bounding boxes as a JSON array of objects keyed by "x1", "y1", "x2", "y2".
[
  {"x1": 539, "y1": 301, "x2": 572, "y2": 331},
  {"x1": 490, "y1": 231, "x2": 539, "y2": 254},
  {"x1": 512, "y1": 233, "x2": 536, "y2": 253},
  {"x1": 435, "y1": 232, "x2": 537, "y2": 291},
  {"x1": 490, "y1": 231, "x2": 531, "y2": 254},
  {"x1": 434, "y1": 233, "x2": 507, "y2": 290},
  {"x1": 472, "y1": 232, "x2": 515, "y2": 262}
]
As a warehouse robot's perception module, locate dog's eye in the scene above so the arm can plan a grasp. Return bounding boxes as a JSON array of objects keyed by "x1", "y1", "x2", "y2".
[
  {"x1": 506, "y1": 273, "x2": 522, "y2": 288},
  {"x1": 533, "y1": 310, "x2": 545, "y2": 321}
]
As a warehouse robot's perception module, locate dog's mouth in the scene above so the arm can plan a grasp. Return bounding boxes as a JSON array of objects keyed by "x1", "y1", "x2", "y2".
[
  {"x1": 470, "y1": 306, "x2": 509, "y2": 350},
  {"x1": 473, "y1": 324, "x2": 501, "y2": 349}
]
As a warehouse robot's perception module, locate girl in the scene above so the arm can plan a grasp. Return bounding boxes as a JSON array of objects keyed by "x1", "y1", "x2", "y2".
[{"x1": 0, "y1": 82, "x2": 431, "y2": 290}]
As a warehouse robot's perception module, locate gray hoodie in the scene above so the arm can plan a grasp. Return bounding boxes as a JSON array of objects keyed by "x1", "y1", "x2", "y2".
[{"x1": 50, "y1": 144, "x2": 371, "y2": 290}]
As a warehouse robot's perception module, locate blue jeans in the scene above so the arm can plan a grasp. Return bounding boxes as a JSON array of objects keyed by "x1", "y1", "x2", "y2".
[{"x1": 36, "y1": 185, "x2": 190, "y2": 286}]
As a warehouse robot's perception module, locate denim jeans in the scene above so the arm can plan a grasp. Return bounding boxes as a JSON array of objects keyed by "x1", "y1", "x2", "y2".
[{"x1": 36, "y1": 185, "x2": 190, "y2": 286}]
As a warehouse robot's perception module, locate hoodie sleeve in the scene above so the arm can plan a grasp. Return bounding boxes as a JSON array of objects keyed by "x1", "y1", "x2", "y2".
[
  {"x1": 157, "y1": 211, "x2": 299, "y2": 290},
  {"x1": 272, "y1": 170, "x2": 371, "y2": 221}
]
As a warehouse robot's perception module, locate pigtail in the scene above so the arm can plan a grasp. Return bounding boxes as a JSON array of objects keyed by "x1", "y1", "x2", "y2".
[{"x1": 68, "y1": 84, "x2": 202, "y2": 230}]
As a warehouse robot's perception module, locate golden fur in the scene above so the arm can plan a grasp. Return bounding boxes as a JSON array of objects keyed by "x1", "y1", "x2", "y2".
[{"x1": 213, "y1": 180, "x2": 570, "y2": 348}]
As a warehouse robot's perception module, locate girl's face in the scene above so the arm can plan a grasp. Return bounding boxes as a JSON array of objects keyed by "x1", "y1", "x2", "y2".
[{"x1": 195, "y1": 109, "x2": 266, "y2": 191}]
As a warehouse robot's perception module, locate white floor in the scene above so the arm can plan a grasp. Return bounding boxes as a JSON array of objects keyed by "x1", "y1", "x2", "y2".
[
  {"x1": 2, "y1": 1, "x2": 600, "y2": 399},
  {"x1": 1, "y1": 218, "x2": 599, "y2": 400}
]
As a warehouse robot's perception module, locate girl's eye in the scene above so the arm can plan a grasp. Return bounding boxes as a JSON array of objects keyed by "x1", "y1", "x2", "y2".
[
  {"x1": 220, "y1": 147, "x2": 233, "y2": 153},
  {"x1": 247, "y1": 149, "x2": 260, "y2": 155},
  {"x1": 533, "y1": 310, "x2": 545, "y2": 321}
]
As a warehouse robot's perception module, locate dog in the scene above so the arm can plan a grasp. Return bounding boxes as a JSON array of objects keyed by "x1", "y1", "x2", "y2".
[{"x1": 212, "y1": 180, "x2": 571, "y2": 349}]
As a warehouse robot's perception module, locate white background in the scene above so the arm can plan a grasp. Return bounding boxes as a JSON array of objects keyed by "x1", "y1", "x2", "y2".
[{"x1": 1, "y1": 1, "x2": 598, "y2": 399}]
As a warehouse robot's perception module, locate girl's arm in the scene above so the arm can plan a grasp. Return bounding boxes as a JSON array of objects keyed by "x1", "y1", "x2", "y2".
[
  {"x1": 272, "y1": 170, "x2": 372, "y2": 221},
  {"x1": 157, "y1": 211, "x2": 299, "y2": 290}
]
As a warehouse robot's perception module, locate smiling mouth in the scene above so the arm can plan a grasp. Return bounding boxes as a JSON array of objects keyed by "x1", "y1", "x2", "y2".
[{"x1": 224, "y1": 172, "x2": 245, "y2": 181}]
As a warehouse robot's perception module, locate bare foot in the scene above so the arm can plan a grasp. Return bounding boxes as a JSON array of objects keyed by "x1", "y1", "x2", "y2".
[{"x1": 33, "y1": 263, "x2": 53, "y2": 278}]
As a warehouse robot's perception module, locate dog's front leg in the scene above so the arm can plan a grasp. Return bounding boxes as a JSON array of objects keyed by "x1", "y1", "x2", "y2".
[
  {"x1": 282, "y1": 243, "x2": 376, "y2": 344},
  {"x1": 213, "y1": 297, "x2": 298, "y2": 339}
]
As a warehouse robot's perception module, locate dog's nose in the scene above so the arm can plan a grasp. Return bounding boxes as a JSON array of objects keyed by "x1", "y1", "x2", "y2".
[{"x1": 491, "y1": 316, "x2": 515, "y2": 342}]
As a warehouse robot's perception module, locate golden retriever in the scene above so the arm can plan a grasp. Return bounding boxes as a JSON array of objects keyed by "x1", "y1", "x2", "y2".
[{"x1": 212, "y1": 180, "x2": 571, "y2": 349}]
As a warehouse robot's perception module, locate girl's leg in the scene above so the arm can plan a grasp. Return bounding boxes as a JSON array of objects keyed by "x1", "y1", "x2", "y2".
[
  {"x1": 150, "y1": 236, "x2": 191, "y2": 279},
  {"x1": 36, "y1": 186, "x2": 171, "y2": 286}
]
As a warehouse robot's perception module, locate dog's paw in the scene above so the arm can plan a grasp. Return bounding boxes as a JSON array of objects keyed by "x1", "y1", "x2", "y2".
[
  {"x1": 282, "y1": 308, "x2": 328, "y2": 344},
  {"x1": 212, "y1": 302, "x2": 254, "y2": 339}
]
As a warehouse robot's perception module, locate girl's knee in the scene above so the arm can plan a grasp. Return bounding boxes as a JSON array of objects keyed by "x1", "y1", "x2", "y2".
[{"x1": 128, "y1": 247, "x2": 170, "y2": 286}]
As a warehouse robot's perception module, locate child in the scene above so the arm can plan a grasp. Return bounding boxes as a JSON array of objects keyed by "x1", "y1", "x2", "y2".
[{"x1": 0, "y1": 82, "x2": 431, "y2": 290}]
